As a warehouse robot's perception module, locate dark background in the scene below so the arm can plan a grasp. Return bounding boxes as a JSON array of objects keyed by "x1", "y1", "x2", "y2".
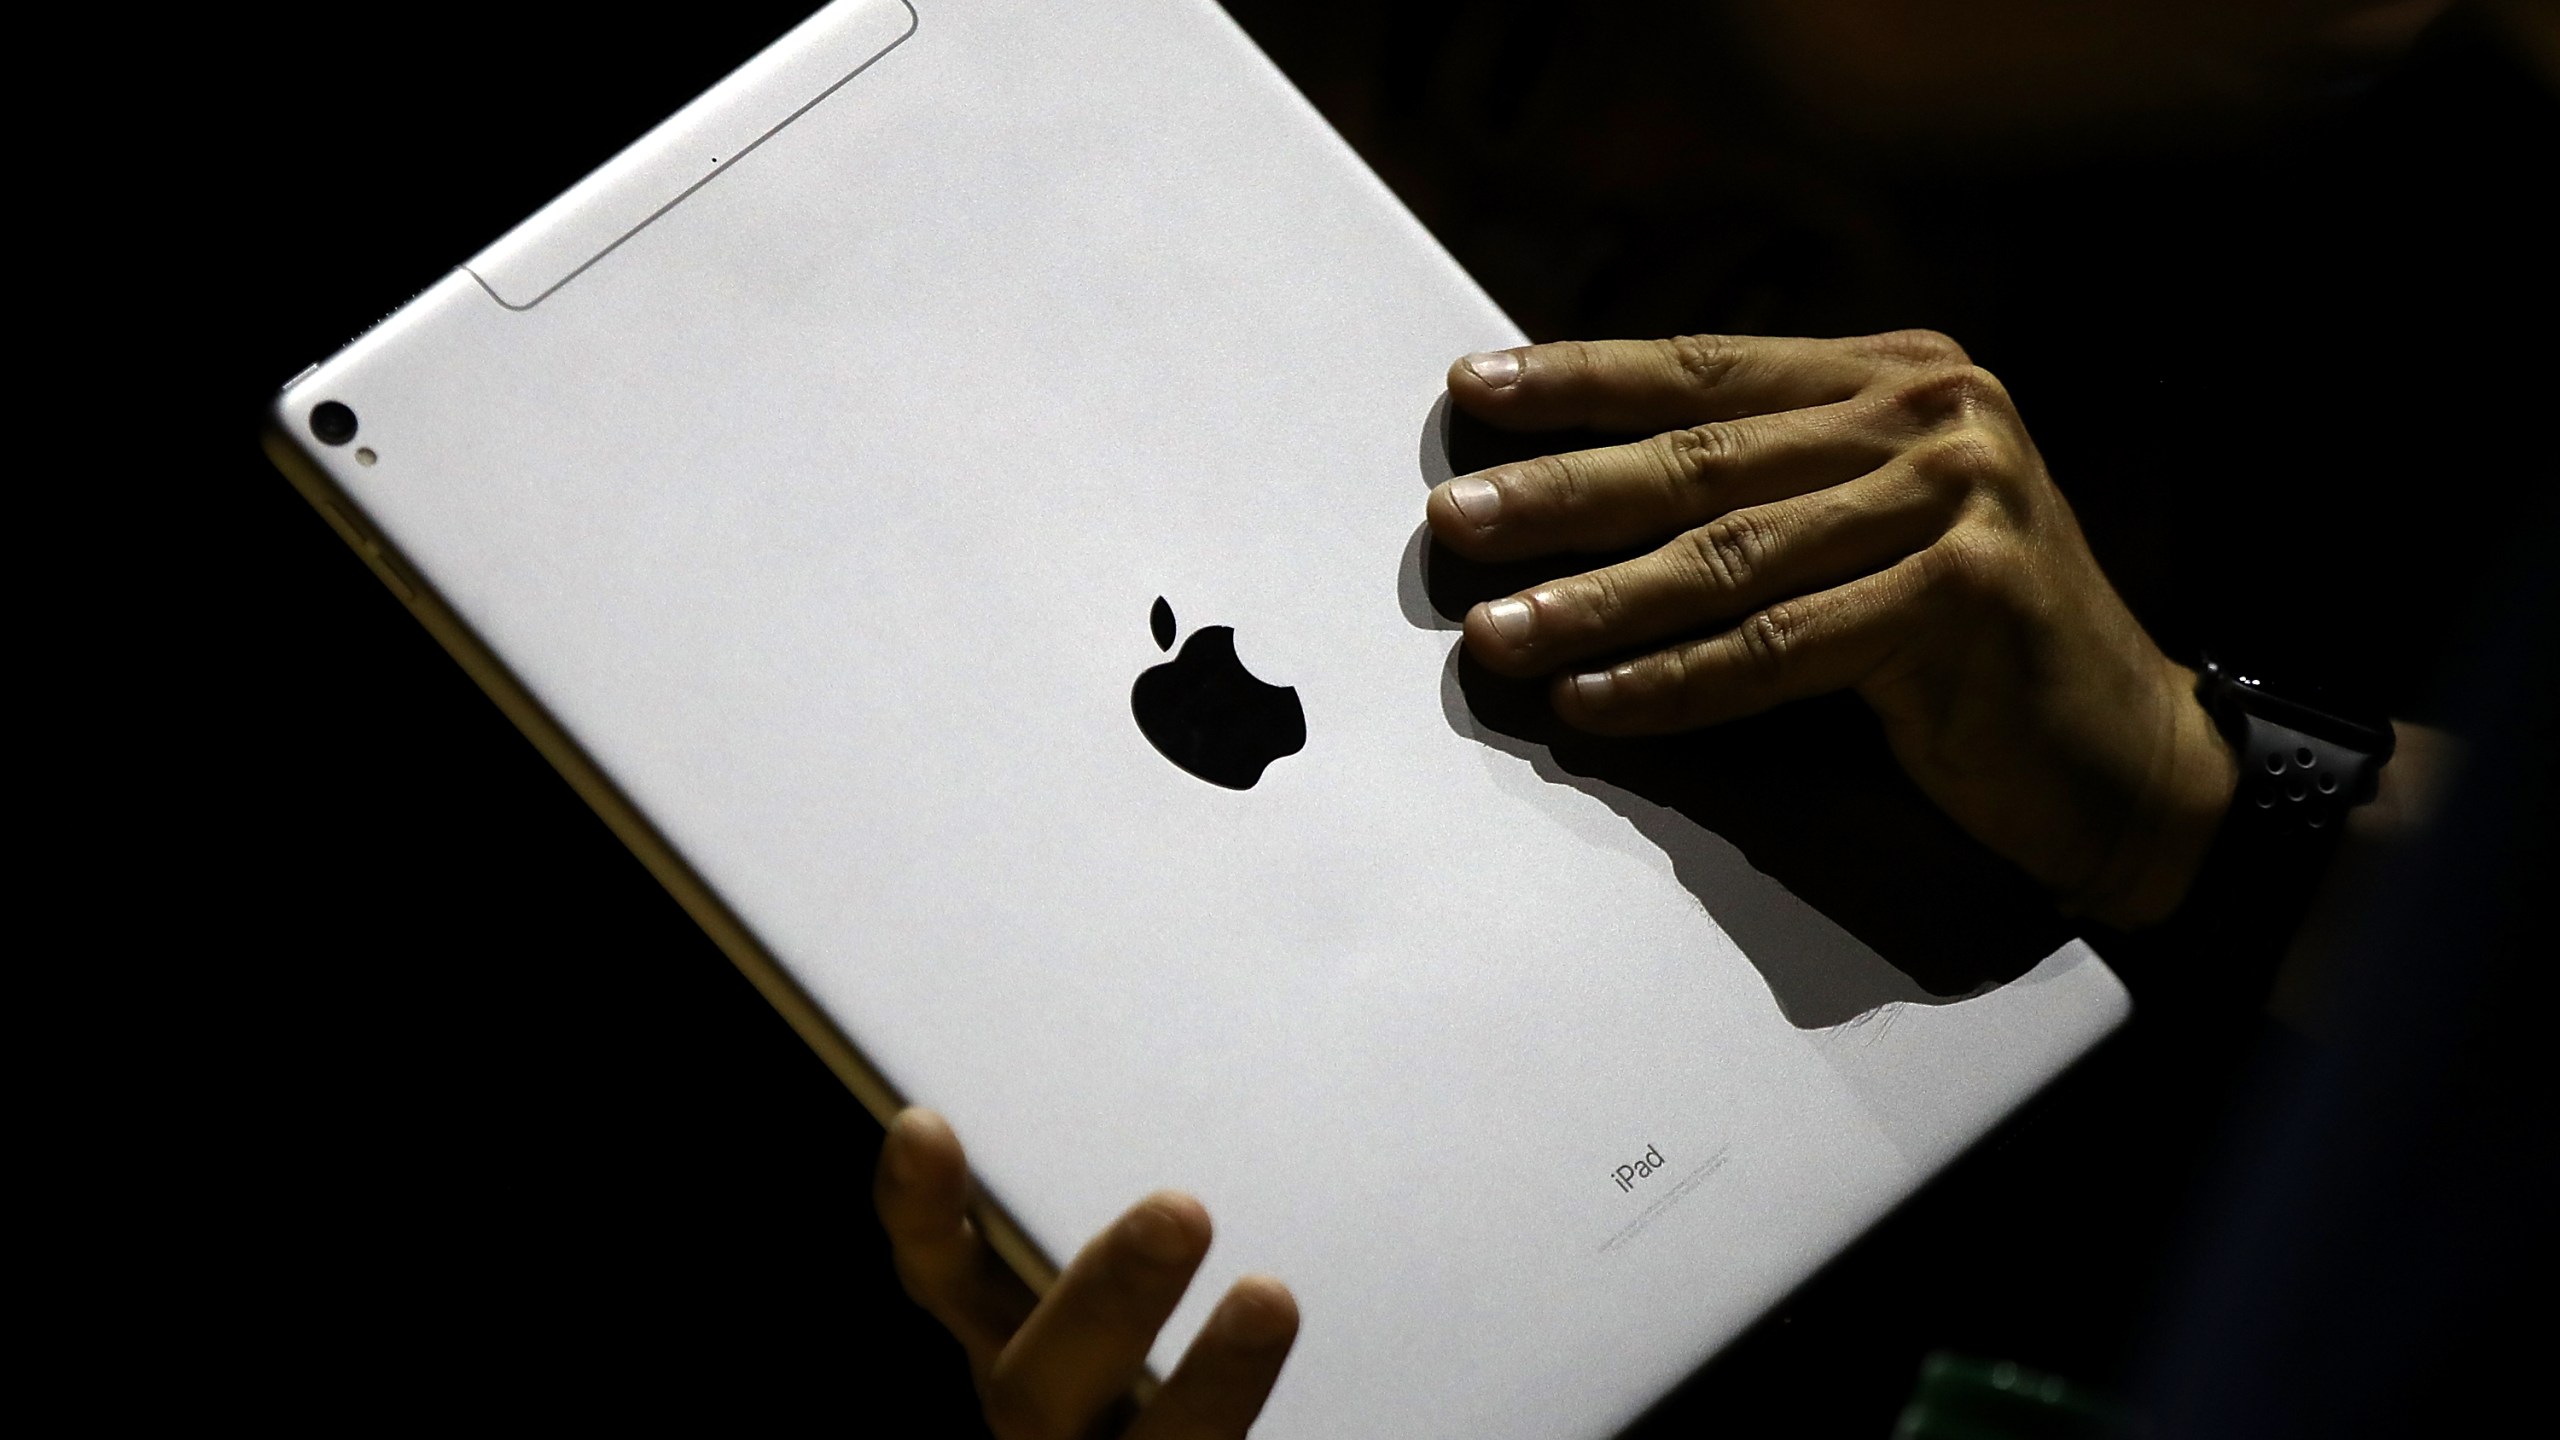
[{"x1": 145, "y1": 2, "x2": 2553, "y2": 1431}]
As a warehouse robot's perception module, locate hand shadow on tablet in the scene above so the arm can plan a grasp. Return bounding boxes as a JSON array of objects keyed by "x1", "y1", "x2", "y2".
[{"x1": 1404, "y1": 395, "x2": 2068, "y2": 1028}]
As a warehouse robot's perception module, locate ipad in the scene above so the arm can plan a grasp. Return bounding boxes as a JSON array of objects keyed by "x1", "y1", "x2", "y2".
[{"x1": 260, "y1": 3, "x2": 2129, "y2": 1435}]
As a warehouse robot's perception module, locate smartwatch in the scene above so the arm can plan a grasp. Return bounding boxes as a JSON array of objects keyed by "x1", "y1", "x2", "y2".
[{"x1": 2183, "y1": 655, "x2": 2396, "y2": 945}]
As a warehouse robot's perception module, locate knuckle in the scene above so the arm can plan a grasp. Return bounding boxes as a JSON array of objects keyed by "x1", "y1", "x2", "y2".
[
  {"x1": 1655, "y1": 425, "x2": 1736, "y2": 512},
  {"x1": 1950, "y1": 362, "x2": 2012, "y2": 408},
  {"x1": 1925, "y1": 427, "x2": 1996, "y2": 479},
  {"x1": 1892, "y1": 363, "x2": 2013, "y2": 425},
  {"x1": 1735, "y1": 604, "x2": 1796, "y2": 685},
  {"x1": 1665, "y1": 422, "x2": 1737, "y2": 483},
  {"x1": 1666, "y1": 333, "x2": 1743, "y2": 391},
  {"x1": 1861, "y1": 327, "x2": 1971, "y2": 367},
  {"x1": 1638, "y1": 646, "x2": 1695, "y2": 711},
  {"x1": 1523, "y1": 450, "x2": 1590, "y2": 515},
  {"x1": 1572, "y1": 565, "x2": 1636, "y2": 630},
  {"x1": 1548, "y1": 338, "x2": 1605, "y2": 386},
  {"x1": 1684, "y1": 511, "x2": 1771, "y2": 595},
  {"x1": 1920, "y1": 532, "x2": 2006, "y2": 607},
  {"x1": 1911, "y1": 430, "x2": 2014, "y2": 495}
]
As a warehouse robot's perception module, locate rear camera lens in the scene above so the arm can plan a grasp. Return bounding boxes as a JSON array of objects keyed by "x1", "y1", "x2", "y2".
[{"x1": 310, "y1": 401, "x2": 359, "y2": 446}]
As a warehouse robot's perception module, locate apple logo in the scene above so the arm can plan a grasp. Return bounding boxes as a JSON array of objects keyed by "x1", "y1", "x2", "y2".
[{"x1": 1131, "y1": 597, "x2": 1306, "y2": 790}]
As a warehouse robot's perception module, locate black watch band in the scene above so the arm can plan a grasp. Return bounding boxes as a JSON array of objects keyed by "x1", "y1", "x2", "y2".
[{"x1": 2180, "y1": 657, "x2": 2396, "y2": 948}]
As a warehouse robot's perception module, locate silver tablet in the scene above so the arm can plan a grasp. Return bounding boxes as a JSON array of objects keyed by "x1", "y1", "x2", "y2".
[{"x1": 263, "y1": 4, "x2": 2128, "y2": 1435}]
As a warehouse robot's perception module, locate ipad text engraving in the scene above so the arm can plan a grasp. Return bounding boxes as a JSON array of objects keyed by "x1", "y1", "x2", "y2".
[{"x1": 1612, "y1": 1143, "x2": 1670, "y2": 1193}]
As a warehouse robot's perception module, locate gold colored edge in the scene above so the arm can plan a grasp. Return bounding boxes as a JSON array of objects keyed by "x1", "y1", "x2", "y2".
[{"x1": 259, "y1": 423, "x2": 1064, "y2": 1300}]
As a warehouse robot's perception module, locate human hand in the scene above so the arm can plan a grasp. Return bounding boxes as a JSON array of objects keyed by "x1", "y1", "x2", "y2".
[
  {"x1": 875, "y1": 1108, "x2": 1299, "y2": 1440},
  {"x1": 1428, "y1": 333, "x2": 2236, "y2": 927}
]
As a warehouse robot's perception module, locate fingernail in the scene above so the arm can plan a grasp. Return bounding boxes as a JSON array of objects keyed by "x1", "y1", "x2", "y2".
[
  {"x1": 1123, "y1": 1200, "x2": 1197, "y2": 1264},
  {"x1": 1480, "y1": 597, "x2": 1535, "y2": 646},
  {"x1": 1462, "y1": 350, "x2": 1521, "y2": 389},
  {"x1": 1443, "y1": 476, "x2": 1501, "y2": 529},
  {"x1": 1572, "y1": 670, "x2": 1616, "y2": 708}
]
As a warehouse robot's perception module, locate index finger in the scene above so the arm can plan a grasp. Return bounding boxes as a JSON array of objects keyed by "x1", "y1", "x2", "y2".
[
  {"x1": 1447, "y1": 332, "x2": 1955, "y2": 433},
  {"x1": 983, "y1": 1192, "x2": 1215, "y2": 1440}
]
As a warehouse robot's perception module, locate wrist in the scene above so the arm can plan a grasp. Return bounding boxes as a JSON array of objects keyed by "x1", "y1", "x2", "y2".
[{"x1": 2075, "y1": 661, "x2": 2239, "y2": 929}]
